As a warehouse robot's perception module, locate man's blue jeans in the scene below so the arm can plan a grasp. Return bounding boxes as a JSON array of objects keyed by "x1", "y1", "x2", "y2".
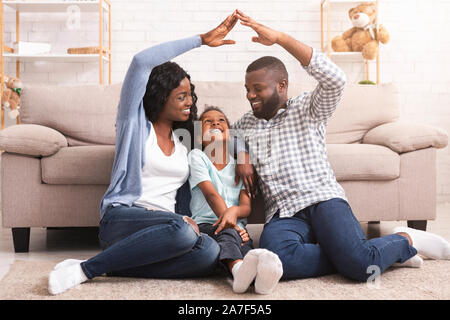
[
  {"x1": 259, "y1": 198, "x2": 417, "y2": 282},
  {"x1": 80, "y1": 205, "x2": 220, "y2": 279}
]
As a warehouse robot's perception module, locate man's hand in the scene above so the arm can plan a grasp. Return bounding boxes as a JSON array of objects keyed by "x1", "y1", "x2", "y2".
[
  {"x1": 236, "y1": 9, "x2": 312, "y2": 66},
  {"x1": 200, "y1": 11, "x2": 238, "y2": 47},
  {"x1": 235, "y1": 151, "x2": 256, "y2": 198},
  {"x1": 235, "y1": 9, "x2": 281, "y2": 46}
]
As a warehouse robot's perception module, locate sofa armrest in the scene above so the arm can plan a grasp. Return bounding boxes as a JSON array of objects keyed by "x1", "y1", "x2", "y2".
[
  {"x1": 0, "y1": 124, "x2": 68, "y2": 157},
  {"x1": 362, "y1": 121, "x2": 448, "y2": 153}
]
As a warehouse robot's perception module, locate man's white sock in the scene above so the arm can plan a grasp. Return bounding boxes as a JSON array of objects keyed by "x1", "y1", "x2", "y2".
[
  {"x1": 231, "y1": 249, "x2": 260, "y2": 293},
  {"x1": 393, "y1": 254, "x2": 423, "y2": 268},
  {"x1": 254, "y1": 250, "x2": 283, "y2": 295},
  {"x1": 394, "y1": 226, "x2": 450, "y2": 260},
  {"x1": 48, "y1": 262, "x2": 88, "y2": 295}
]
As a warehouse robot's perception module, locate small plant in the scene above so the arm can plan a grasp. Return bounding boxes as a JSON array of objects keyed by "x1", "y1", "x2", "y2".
[{"x1": 358, "y1": 80, "x2": 376, "y2": 85}]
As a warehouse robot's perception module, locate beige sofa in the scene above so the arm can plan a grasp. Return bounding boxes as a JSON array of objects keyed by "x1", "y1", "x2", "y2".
[{"x1": 0, "y1": 82, "x2": 448, "y2": 252}]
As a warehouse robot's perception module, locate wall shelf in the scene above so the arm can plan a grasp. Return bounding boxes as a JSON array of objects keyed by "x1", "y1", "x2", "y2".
[
  {"x1": 320, "y1": 0, "x2": 381, "y2": 83},
  {"x1": 3, "y1": 52, "x2": 109, "y2": 62},
  {"x1": 323, "y1": 46, "x2": 365, "y2": 59},
  {"x1": 321, "y1": 0, "x2": 376, "y2": 9},
  {"x1": 1, "y1": 0, "x2": 109, "y2": 12},
  {"x1": 0, "y1": 0, "x2": 112, "y2": 129}
]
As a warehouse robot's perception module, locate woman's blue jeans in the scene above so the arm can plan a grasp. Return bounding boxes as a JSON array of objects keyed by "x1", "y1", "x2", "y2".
[
  {"x1": 80, "y1": 205, "x2": 220, "y2": 279},
  {"x1": 259, "y1": 198, "x2": 417, "y2": 282}
]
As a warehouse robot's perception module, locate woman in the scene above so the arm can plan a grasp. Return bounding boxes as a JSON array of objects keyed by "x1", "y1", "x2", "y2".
[{"x1": 48, "y1": 12, "x2": 239, "y2": 295}]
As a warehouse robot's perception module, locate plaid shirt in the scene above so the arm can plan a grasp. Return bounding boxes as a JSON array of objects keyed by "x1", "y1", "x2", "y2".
[{"x1": 232, "y1": 48, "x2": 348, "y2": 223}]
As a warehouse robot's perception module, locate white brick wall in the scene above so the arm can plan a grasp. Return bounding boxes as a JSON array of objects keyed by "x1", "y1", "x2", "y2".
[{"x1": 2, "y1": 0, "x2": 450, "y2": 202}]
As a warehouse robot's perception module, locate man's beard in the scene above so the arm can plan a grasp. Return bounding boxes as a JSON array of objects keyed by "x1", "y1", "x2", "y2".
[{"x1": 254, "y1": 89, "x2": 280, "y2": 119}]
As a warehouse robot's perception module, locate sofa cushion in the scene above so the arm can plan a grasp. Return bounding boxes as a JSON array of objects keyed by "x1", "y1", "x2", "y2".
[
  {"x1": 195, "y1": 82, "x2": 324, "y2": 125},
  {"x1": 20, "y1": 83, "x2": 122, "y2": 146},
  {"x1": 326, "y1": 84, "x2": 400, "y2": 144},
  {"x1": 0, "y1": 124, "x2": 68, "y2": 157},
  {"x1": 327, "y1": 144, "x2": 400, "y2": 181},
  {"x1": 41, "y1": 145, "x2": 115, "y2": 185},
  {"x1": 195, "y1": 82, "x2": 399, "y2": 144},
  {"x1": 195, "y1": 81, "x2": 250, "y2": 125},
  {"x1": 41, "y1": 144, "x2": 398, "y2": 185},
  {"x1": 18, "y1": 82, "x2": 398, "y2": 147},
  {"x1": 363, "y1": 121, "x2": 449, "y2": 153}
]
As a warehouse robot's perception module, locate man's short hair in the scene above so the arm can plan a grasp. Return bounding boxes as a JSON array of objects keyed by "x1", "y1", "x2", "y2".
[{"x1": 246, "y1": 56, "x2": 288, "y2": 83}]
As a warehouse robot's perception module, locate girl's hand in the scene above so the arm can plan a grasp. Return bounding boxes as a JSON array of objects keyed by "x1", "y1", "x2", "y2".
[
  {"x1": 213, "y1": 207, "x2": 250, "y2": 245},
  {"x1": 200, "y1": 11, "x2": 238, "y2": 47},
  {"x1": 213, "y1": 206, "x2": 240, "y2": 234},
  {"x1": 238, "y1": 228, "x2": 250, "y2": 246}
]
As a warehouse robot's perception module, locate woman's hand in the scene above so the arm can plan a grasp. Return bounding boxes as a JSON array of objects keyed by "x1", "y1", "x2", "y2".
[
  {"x1": 235, "y1": 9, "x2": 281, "y2": 46},
  {"x1": 200, "y1": 11, "x2": 238, "y2": 47}
]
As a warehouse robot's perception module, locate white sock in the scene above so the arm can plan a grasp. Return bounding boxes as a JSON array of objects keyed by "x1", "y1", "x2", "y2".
[
  {"x1": 48, "y1": 262, "x2": 88, "y2": 295},
  {"x1": 54, "y1": 259, "x2": 86, "y2": 270},
  {"x1": 231, "y1": 261, "x2": 243, "y2": 277},
  {"x1": 231, "y1": 250, "x2": 260, "y2": 293},
  {"x1": 254, "y1": 250, "x2": 283, "y2": 295},
  {"x1": 393, "y1": 254, "x2": 424, "y2": 268},
  {"x1": 394, "y1": 226, "x2": 450, "y2": 260}
]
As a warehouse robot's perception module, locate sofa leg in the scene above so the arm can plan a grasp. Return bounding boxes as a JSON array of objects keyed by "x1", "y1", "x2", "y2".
[
  {"x1": 12, "y1": 228, "x2": 30, "y2": 253},
  {"x1": 367, "y1": 221, "x2": 381, "y2": 239},
  {"x1": 407, "y1": 220, "x2": 427, "y2": 231}
]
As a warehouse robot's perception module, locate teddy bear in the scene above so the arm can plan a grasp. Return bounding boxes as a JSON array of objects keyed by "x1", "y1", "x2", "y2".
[
  {"x1": 331, "y1": 2, "x2": 389, "y2": 60},
  {"x1": 1, "y1": 75, "x2": 23, "y2": 119}
]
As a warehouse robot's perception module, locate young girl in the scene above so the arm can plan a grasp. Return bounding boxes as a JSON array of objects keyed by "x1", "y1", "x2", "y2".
[{"x1": 188, "y1": 106, "x2": 283, "y2": 294}]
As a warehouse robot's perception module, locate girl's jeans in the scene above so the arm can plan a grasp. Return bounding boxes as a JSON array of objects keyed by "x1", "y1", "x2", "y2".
[
  {"x1": 80, "y1": 205, "x2": 220, "y2": 279},
  {"x1": 259, "y1": 198, "x2": 417, "y2": 282},
  {"x1": 198, "y1": 224, "x2": 254, "y2": 262}
]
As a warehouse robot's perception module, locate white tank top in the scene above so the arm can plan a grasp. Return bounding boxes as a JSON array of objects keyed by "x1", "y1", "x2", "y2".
[{"x1": 133, "y1": 125, "x2": 189, "y2": 212}]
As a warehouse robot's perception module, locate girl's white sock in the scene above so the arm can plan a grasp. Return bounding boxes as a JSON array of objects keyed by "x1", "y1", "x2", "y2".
[
  {"x1": 231, "y1": 250, "x2": 259, "y2": 293},
  {"x1": 393, "y1": 254, "x2": 423, "y2": 268},
  {"x1": 394, "y1": 226, "x2": 450, "y2": 260},
  {"x1": 254, "y1": 250, "x2": 283, "y2": 295},
  {"x1": 48, "y1": 262, "x2": 88, "y2": 295}
]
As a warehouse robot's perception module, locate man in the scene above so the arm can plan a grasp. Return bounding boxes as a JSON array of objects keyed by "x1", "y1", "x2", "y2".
[{"x1": 233, "y1": 10, "x2": 450, "y2": 281}]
